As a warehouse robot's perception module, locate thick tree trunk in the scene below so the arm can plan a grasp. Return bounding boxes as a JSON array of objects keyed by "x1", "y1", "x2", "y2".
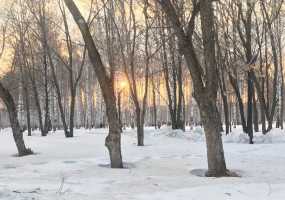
[
  {"x1": 159, "y1": 0, "x2": 228, "y2": 176},
  {"x1": 64, "y1": 0, "x2": 123, "y2": 168},
  {"x1": 105, "y1": 97, "x2": 123, "y2": 168},
  {"x1": 200, "y1": 0, "x2": 227, "y2": 176},
  {"x1": 0, "y1": 82, "x2": 33, "y2": 156},
  {"x1": 198, "y1": 99, "x2": 227, "y2": 176}
]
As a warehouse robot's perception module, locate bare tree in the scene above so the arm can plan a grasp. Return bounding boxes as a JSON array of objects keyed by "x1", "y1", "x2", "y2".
[
  {"x1": 0, "y1": 23, "x2": 33, "y2": 156},
  {"x1": 157, "y1": 0, "x2": 228, "y2": 176},
  {"x1": 63, "y1": 0, "x2": 123, "y2": 168}
]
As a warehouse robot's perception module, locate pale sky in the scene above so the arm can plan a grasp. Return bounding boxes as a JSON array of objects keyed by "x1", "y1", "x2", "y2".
[
  {"x1": 0, "y1": 0, "x2": 89, "y2": 75},
  {"x1": 0, "y1": 0, "x2": 143, "y2": 75}
]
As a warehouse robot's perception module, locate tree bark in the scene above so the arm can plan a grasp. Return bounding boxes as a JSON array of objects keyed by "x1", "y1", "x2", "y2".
[
  {"x1": 151, "y1": 77, "x2": 157, "y2": 129},
  {"x1": 0, "y1": 82, "x2": 33, "y2": 156},
  {"x1": 160, "y1": 19, "x2": 184, "y2": 130},
  {"x1": 218, "y1": 66, "x2": 230, "y2": 134},
  {"x1": 199, "y1": 99, "x2": 227, "y2": 176},
  {"x1": 31, "y1": 78, "x2": 44, "y2": 135},
  {"x1": 253, "y1": 89, "x2": 259, "y2": 132},
  {"x1": 229, "y1": 74, "x2": 247, "y2": 133},
  {"x1": 63, "y1": 0, "x2": 123, "y2": 168},
  {"x1": 200, "y1": 0, "x2": 227, "y2": 175},
  {"x1": 22, "y1": 76, "x2": 31, "y2": 136},
  {"x1": 158, "y1": 0, "x2": 228, "y2": 176},
  {"x1": 18, "y1": 33, "x2": 32, "y2": 137},
  {"x1": 136, "y1": 110, "x2": 144, "y2": 146},
  {"x1": 41, "y1": 5, "x2": 51, "y2": 136},
  {"x1": 48, "y1": 49, "x2": 70, "y2": 137},
  {"x1": 247, "y1": 71, "x2": 254, "y2": 144},
  {"x1": 26, "y1": 38, "x2": 44, "y2": 134},
  {"x1": 69, "y1": 87, "x2": 76, "y2": 137}
]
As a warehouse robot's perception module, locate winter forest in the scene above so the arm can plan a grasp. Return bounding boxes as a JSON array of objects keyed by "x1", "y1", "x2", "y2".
[{"x1": 0, "y1": 0, "x2": 285, "y2": 199}]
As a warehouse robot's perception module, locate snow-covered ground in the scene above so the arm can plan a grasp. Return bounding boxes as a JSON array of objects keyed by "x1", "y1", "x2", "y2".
[{"x1": 0, "y1": 126, "x2": 285, "y2": 200}]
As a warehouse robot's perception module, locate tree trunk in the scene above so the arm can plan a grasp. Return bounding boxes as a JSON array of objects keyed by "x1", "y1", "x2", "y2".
[
  {"x1": 281, "y1": 71, "x2": 284, "y2": 130},
  {"x1": 64, "y1": 0, "x2": 123, "y2": 168},
  {"x1": 151, "y1": 68, "x2": 157, "y2": 129},
  {"x1": 23, "y1": 85, "x2": 31, "y2": 136},
  {"x1": 152, "y1": 79, "x2": 157, "y2": 129},
  {"x1": 253, "y1": 89, "x2": 259, "y2": 132},
  {"x1": 221, "y1": 91, "x2": 230, "y2": 134},
  {"x1": 69, "y1": 88, "x2": 76, "y2": 137},
  {"x1": 137, "y1": 121, "x2": 144, "y2": 146},
  {"x1": 26, "y1": 40, "x2": 45, "y2": 135},
  {"x1": 31, "y1": 78, "x2": 44, "y2": 135},
  {"x1": 117, "y1": 91, "x2": 123, "y2": 132},
  {"x1": 198, "y1": 99, "x2": 227, "y2": 176},
  {"x1": 176, "y1": 54, "x2": 184, "y2": 130},
  {"x1": 136, "y1": 108, "x2": 144, "y2": 146},
  {"x1": 260, "y1": 31, "x2": 267, "y2": 134},
  {"x1": 260, "y1": 101, "x2": 266, "y2": 134},
  {"x1": 159, "y1": 0, "x2": 228, "y2": 176},
  {"x1": 219, "y1": 69, "x2": 229, "y2": 134},
  {"x1": 279, "y1": 15, "x2": 284, "y2": 130},
  {"x1": 229, "y1": 74, "x2": 247, "y2": 133},
  {"x1": 247, "y1": 70, "x2": 254, "y2": 144},
  {"x1": 40, "y1": 2, "x2": 51, "y2": 136},
  {"x1": 48, "y1": 50, "x2": 70, "y2": 137},
  {"x1": 160, "y1": 19, "x2": 183, "y2": 130},
  {"x1": 0, "y1": 82, "x2": 33, "y2": 156},
  {"x1": 43, "y1": 44, "x2": 51, "y2": 136},
  {"x1": 19, "y1": 34, "x2": 32, "y2": 137},
  {"x1": 200, "y1": 0, "x2": 228, "y2": 176},
  {"x1": 105, "y1": 98, "x2": 123, "y2": 168}
]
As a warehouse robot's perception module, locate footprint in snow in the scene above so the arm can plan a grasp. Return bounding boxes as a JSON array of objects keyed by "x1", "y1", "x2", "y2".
[
  {"x1": 32, "y1": 162, "x2": 48, "y2": 166},
  {"x1": 63, "y1": 160, "x2": 77, "y2": 164},
  {"x1": 3, "y1": 165, "x2": 17, "y2": 169}
]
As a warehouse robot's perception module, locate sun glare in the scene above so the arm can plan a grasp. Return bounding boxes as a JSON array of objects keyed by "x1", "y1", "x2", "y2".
[{"x1": 118, "y1": 80, "x2": 128, "y2": 90}]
